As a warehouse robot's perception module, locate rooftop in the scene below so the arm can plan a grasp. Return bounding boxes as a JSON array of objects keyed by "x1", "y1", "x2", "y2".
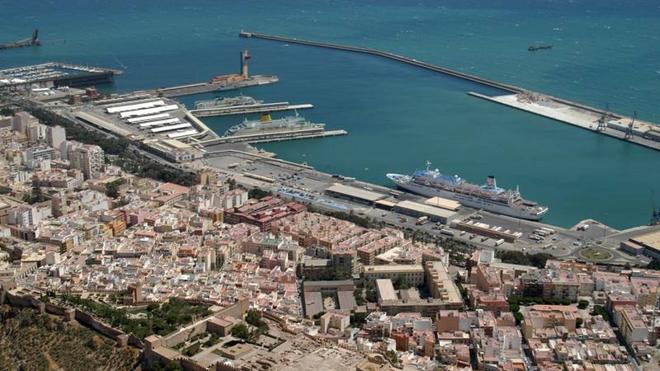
[{"x1": 326, "y1": 183, "x2": 386, "y2": 202}]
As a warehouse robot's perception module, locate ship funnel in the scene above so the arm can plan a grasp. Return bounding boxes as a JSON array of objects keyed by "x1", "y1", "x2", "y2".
[
  {"x1": 486, "y1": 175, "x2": 497, "y2": 189},
  {"x1": 260, "y1": 112, "x2": 272, "y2": 122}
]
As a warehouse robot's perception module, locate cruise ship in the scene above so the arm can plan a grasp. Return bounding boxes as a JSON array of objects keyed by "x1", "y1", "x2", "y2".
[
  {"x1": 387, "y1": 162, "x2": 548, "y2": 221},
  {"x1": 224, "y1": 112, "x2": 324, "y2": 137},
  {"x1": 193, "y1": 95, "x2": 262, "y2": 110}
]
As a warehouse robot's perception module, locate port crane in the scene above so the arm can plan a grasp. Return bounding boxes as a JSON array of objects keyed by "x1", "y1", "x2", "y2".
[{"x1": 596, "y1": 103, "x2": 612, "y2": 131}]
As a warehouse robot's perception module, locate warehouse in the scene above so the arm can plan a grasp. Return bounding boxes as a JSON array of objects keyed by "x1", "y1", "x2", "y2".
[
  {"x1": 393, "y1": 200, "x2": 457, "y2": 224},
  {"x1": 325, "y1": 183, "x2": 387, "y2": 205}
]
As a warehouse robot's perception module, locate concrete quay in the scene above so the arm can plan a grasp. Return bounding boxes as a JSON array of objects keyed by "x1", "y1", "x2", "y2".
[
  {"x1": 157, "y1": 75, "x2": 278, "y2": 98},
  {"x1": 190, "y1": 102, "x2": 313, "y2": 117},
  {"x1": 199, "y1": 127, "x2": 347, "y2": 146},
  {"x1": 469, "y1": 92, "x2": 660, "y2": 152}
]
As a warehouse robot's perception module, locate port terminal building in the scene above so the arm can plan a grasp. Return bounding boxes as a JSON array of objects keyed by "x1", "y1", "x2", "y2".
[
  {"x1": 621, "y1": 230, "x2": 660, "y2": 260},
  {"x1": 392, "y1": 200, "x2": 457, "y2": 224},
  {"x1": 324, "y1": 183, "x2": 457, "y2": 224},
  {"x1": 325, "y1": 183, "x2": 387, "y2": 205}
]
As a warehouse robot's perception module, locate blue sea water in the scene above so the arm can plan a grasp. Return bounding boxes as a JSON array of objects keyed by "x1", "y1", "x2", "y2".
[{"x1": 1, "y1": 0, "x2": 660, "y2": 229}]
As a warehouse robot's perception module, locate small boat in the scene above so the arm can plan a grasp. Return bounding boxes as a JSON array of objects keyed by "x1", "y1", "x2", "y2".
[{"x1": 528, "y1": 44, "x2": 553, "y2": 52}]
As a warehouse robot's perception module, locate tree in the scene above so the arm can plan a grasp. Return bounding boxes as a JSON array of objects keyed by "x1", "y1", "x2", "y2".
[
  {"x1": 248, "y1": 188, "x2": 271, "y2": 199},
  {"x1": 350, "y1": 312, "x2": 368, "y2": 327},
  {"x1": 354, "y1": 288, "x2": 365, "y2": 306},
  {"x1": 590, "y1": 305, "x2": 610, "y2": 322},
  {"x1": 513, "y1": 312, "x2": 524, "y2": 325},
  {"x1": 647, "y1": 258, "x2": 660, "y2": 271},
  {"x1": 231, "y1": 323, "x2": 250, "y2": 340},
  {"x1": 245, "y1": 309, "x2": 262, "y2": 327},
  {"x1": 23, "y1": 183, "x2": 47, "y2": 204},
  {"x1": 365, "y1": 288, "x2": 378, "y2": 303},
  {"x1": 393, "y1": 275, "x2": 411, "y2": 290},
  {"x1": 577, "y1": 300, "x2": 589, "y2": 310},
  {"x1": 576, "y1": 317, "x2": 584, "y2": 328},
  {"x1": 385, "y1": 350, "x2": 398, "y2": 365}
]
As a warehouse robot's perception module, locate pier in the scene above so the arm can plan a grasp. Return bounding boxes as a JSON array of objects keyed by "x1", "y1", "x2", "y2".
[
  {"x1": 190, "y1": 102, "x2": 313, "y2": 117},
  {"x1": 469, "y1": 92, "x2": 660, "y2": 151},
  {"x1": 0, "y1": 62, "x2": 123, "y2": 89},
  {"x1": 199, "y1": 128, "x2": 347, "y2": 146},
  {"x1": 157, "y1": 75, "x2": 278, "y2": 98},
  {"x1": 240, "y1": 31, "x2": 660, "y2": 152}
]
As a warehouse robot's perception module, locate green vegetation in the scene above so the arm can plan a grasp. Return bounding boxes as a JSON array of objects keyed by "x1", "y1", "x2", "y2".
[
  {"x1": 578, "y1": 247, "x2": 613, "y2": 261},
  {"x1": 365, "y1": 287, "x2": 378, "y2": 303},
  {"x1": 590, "y1": 305, "x2": 610, "y2": 322},
  {"x1": 0, "y1": 107, "x2": 16, "y2": 116},
  {"x1": 392, "y1": 275, "x2": 411, "y2": 290},
  {"x1": 647, "y1": 258, "x2": 660, "y2": 271},
  {"x1": 231, "y1": 323, "x2": 250, "y2": 340},
  {"x1": 496, "y1": 250, "x2": 553, "y2": 268},
  {"x1": 25, "y1": 105, "x2": 197, "y2": 186},
  {"x1": 22, "y1": 183, "x2": 48, "y2": 204},
  {"x1": 350, "y1": 312, "x2": 368, "y2": 327},
  {"x1": 182, "y1": 342, "x2": 201, "y2": 357},
  {"x1": 578, "y1": 300, "x2": 590, "y2": 310},
  {"x1": 0, "y1": 305, "x2": 137, "y2": 371},
  {"x1": 513, "y1": 312, "x2": 524, "y2": 325},
  {"x1": 405, "y1": 229, "x2": 475, "y2": 266},
  {"x1": 248, "y1": 188, "x2": 272, "y2": 199},
  {"x1": 60, "y1": 296, "x2": 210, "y2": 339},
  {"x1": 113, "y1": 148, "x2": 197, "y2": 186},
  {"x1": 576, "y1": 317, "x2": 584, "y2": 328},
  {"x1": 385, "y1": 350, "x2": 398, "y2": 365},
  {"x1": 509, "y1": 295, "x2": 574, "y2": 306},
  {"x1": 105, "y1": 178, "x2": 126, "y2": 198},
  {"x1": 245, "y1": 309, "x2": 269, "y2": 334},
  {"x1": 149, "y1": 359, "x2": 184, "y2": 371},
  {"x1": 455, "y1": 280, "x2": 469, "y2": 304},
  {"x1": 203, "y1": 334, "x2": 220, "y2": 347},
  {"x1": 354, "y1": 288, "x2": 365, "y2": 306}
]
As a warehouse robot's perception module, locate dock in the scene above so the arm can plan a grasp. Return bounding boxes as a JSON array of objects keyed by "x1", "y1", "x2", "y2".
[
  {"x1": 190, "y1": 102, "x2": 313, "y2": 117},
  {"x1": 199, "y1": 128, "x2": 347, "y2": 146},
  {"x1": 0, "y1": 62, "x2": 123, "y2": 89},
  {"x1": 157, "y1": 75, "x2": 278, "y2": 98},
  {"x1": 157, "y1": 49, "x2": 278, "y2": 98},
  {"x1": 239, "y1": 31, "x2": 660, "y2": 152},
  {"x1": 469, "y1": 92, "x2": 660, "y2": 151}
]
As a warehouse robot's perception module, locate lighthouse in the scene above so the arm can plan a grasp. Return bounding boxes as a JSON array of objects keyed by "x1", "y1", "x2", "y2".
[{"x1": 240, "y1": 50, "x2": 251, "y2": 78}]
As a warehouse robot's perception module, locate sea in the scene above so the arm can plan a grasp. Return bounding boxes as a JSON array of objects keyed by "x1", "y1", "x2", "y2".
[{"x1": 2, "y1": 0, "x2": 660, "y2": 229}]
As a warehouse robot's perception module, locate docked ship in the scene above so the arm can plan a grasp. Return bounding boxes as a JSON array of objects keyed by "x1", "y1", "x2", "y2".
[
  {"x1": 193, "y1": 95, "x2": 262, "y2": 110},
  {"x1": 224, "y1": 112, "x2": 324, "y2": 137},
  {"x1": 387, "y1": 162, "x2": 548, "y2": 220}
]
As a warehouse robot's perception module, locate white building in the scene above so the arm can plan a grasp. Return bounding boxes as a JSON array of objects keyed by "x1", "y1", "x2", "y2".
[
  {"x1": 47, "y1": 126, "x2": 66, "y2": 155},
  {"x1": 69, "y1": 143, "x2": 104, "y2": 179}
]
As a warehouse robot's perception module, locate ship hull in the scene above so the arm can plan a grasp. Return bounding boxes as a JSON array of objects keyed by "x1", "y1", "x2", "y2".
[{"x1": 393, "y1": 180, "x2": 545, "y2": 221}]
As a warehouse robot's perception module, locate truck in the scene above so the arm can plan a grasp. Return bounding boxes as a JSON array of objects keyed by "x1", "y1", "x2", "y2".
[
  {"x1": 440, "y1": 229, "x2": 455, "y2": 237},
  {"x1": 495, "y1": 239, "x2": 505, "y2": 246},
  {"x1": 416, "y1": 216, "x2": 429, "y2": 225},
  {"x1": 540, "y1": 227, "x2": 556, "y2": 235}
]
